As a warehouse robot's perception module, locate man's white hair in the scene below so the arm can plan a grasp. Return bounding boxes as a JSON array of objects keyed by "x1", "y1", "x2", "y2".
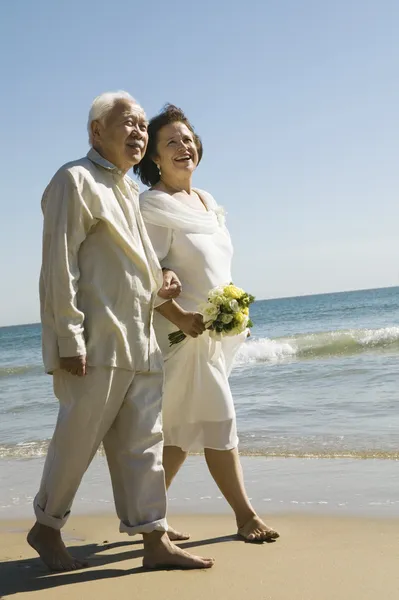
[{"x1": 87, "y1": 90, "x2": 143, "y2": 145}]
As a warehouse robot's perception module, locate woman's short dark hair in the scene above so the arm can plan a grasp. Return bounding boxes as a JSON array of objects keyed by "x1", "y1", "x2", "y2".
[{"x1": 134, "y1": 104, "x2": 203, "y2": 187}]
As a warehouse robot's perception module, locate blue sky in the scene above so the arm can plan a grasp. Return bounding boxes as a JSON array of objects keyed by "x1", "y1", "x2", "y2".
[{"x1": 0, "y1": 0, "x2": 398, "y2": 326}]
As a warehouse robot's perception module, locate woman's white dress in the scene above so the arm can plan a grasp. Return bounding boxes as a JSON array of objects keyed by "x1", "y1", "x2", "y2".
[{"x1": 140, "y1": 189, "x2": 244, "y2": 452}]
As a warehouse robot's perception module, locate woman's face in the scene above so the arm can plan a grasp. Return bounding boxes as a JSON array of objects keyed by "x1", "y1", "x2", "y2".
[{"x1": 154, "y1": 122, "x2": 199, "y2": 180}]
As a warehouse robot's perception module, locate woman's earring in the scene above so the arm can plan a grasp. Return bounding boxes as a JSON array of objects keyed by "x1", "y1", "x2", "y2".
[{"x1": 157, "y1": 164, "x2": 161, "y2": 177}]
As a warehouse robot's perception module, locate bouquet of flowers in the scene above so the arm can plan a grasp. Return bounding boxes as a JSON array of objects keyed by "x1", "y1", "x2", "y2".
[{"x1": 168, "y1": 283, "x2": 255, "y2": 346}]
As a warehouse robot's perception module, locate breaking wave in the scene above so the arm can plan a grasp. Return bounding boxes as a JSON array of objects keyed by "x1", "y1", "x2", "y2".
[{"x1": 235, "y1": 327, "x2": 399, "y2": 365}]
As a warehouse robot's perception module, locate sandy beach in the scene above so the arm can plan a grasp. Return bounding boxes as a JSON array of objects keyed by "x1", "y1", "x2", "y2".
[{"x1": 0, "y1": 512, "x2": 398, "y2": 600}]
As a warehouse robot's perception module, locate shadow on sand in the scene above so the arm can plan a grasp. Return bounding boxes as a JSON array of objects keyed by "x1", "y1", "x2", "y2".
[{"x1": 0, "y1": 533, "x2": 275, "y2": 596}]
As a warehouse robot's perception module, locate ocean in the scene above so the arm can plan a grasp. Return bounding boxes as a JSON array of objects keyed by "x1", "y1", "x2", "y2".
[{"x1": 1, "y1": 286, "x2": 398, "y2": 518}]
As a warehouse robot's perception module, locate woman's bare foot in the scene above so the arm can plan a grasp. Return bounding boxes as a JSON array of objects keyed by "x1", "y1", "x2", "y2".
[
  {"x1": 143, "y1": 531, "x2": 214, "y2": 570},
  {"x1": 27, "y1": 522, "x2": 88, "y2": 571},
  {"x1": 237, "y1": 515, "x2": 280, "y2": 542},
  {"x1": 167, "y1": 525, "x2": 190, "y2": 541}
]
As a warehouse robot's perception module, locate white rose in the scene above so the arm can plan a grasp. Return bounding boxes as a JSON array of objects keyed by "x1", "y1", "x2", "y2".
[
  {"x1": 201, "y1": 302, "x2": 219, "y2": 322},
  {"x1": 209, "y1": 294, "x2": 224, "y2": 306},
  {"x1": 220, "y1": 313, "x2": 234, "y2": 324},
  {"x1": 214, "y1": 206, "x2": 226, "y2": 227},
  {"x1": 209, "y1": 285, "x2": 225, "y2": 299},
  {"x1": 229, "y1": 299, "x2": 239, "y2": 313}
]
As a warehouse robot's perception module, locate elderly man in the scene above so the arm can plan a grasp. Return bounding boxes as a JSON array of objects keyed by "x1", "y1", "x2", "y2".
[{"x1": 27, "y1": 91, "x2": 214, "y2": 571}]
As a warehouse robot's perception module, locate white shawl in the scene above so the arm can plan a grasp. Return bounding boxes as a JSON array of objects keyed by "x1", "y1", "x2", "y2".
[
  {"x1": 139, "y1": 188, "x2": 225, "y2": 234},
  {"x1": 140, "y1": 187, "x2": 244, "y2": 367}
]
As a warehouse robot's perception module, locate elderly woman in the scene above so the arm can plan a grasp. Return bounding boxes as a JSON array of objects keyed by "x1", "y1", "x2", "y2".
[{"x1": 135, "y1": 105, "x2": 279, "y2": 543}]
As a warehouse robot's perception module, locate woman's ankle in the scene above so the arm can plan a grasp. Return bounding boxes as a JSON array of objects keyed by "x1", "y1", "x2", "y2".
[{"x1": 235, "y1": 509, "x2": 257, "y2": 529}]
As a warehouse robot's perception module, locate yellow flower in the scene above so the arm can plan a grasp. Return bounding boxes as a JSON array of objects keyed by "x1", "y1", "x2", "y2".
[
  {"x1": 223, "y1": 284, "x2": 244, "y2": 300},
  {"x1": 242, "y1": 307, "x2": 249, "y2": 315},
  {"x1": 234, "y1": 312, "x2": 246, "y2": 325}
]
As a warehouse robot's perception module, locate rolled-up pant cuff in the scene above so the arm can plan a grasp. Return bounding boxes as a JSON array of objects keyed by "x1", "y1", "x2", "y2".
[
  {"x1": 34, "y1": 497, "x2": 69, "y2": 530},
  {"x1": 119, "y1": 518, "x2": 168, "y2": 536}
]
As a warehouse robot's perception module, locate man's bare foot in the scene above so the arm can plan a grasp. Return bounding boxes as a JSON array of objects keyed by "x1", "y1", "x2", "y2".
[
  {"x1": 27, "y1": 522, "x2": 88, "y2": 571},
  {"x1": 143, "y1": 531, "x2": 214, "y2": 570},
  {"x1": 167, "y1": 526, "x2": 190, "y2": 541},
  {"x1": 237, "y1": 515, "x2": 280, "y2": 542}
]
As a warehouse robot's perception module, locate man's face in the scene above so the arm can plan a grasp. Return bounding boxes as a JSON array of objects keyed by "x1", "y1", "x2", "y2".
[{"x1": 91, "y1": 99, "x2": 148, "y2": 173}]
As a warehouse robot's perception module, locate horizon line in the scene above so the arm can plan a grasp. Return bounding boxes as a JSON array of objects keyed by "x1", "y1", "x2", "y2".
[{"x1": 1, "y1": 284, "x2": 398, "y2": 329}]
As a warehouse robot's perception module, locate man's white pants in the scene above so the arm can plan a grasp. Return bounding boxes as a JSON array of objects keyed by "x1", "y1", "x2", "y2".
[{"x1": 34, "y1": 367, "x2": 168, "y2": 535}]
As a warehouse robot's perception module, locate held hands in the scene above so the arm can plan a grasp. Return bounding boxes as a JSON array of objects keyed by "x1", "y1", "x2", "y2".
[
  {"x1": 59, "y1": 355, "x2": 87, "y2": 376},
  {"x1": 158, "y1": 269, "x2": 182, "y2": 300},
  {"x1": 176, "y1": 311, "x2": 206, "y2": 338}
]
